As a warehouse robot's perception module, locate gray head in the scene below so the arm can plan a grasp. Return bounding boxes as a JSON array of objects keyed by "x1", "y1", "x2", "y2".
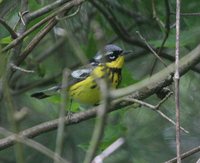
[{"x1": 94, "y1": 44, "x2": 123, "y2": 63}]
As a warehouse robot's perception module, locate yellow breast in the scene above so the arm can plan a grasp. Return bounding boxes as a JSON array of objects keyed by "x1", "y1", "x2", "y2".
[{"x1": 69, "y1": 65, "x2": 121, "y2": 105}]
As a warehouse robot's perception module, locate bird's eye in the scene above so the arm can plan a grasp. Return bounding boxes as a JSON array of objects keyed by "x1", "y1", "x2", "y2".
[{"x1": 109, "y1": 54, "x2": 116, "y2": 60}]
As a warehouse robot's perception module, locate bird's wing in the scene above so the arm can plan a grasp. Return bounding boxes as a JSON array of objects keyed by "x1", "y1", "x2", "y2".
[{"x1": 31, "y1": 63, "x2": 97, "y2": 99}]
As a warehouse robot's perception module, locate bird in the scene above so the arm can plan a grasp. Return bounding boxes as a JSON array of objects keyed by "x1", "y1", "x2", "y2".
[{"x1": 31, "y1": 44, "x2": 131, "y2": 105}]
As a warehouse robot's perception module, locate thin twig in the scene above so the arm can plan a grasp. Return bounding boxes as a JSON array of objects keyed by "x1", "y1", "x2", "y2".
[
  {"x1": 110, "y1": 1, "x2": 148, "y2": 24},
  {"x1": 136, "y1": 31, "x2": 168, "y2": 67},
  {"x1": 90, "y1": 0, "x2": 179, "y2": 67},
  {"x1": 171, "y1": 12, "x2": 200, "y2": 16},
  {"x1": 61, "y1": 25, "x2": 88, "y2": 65},
  {"x1": 150, "y1": 0, "x2": 171, "y2": 75},
  {"x1": 152, "y1": 0, "x2": 165, "y2": 28},
  {"x1": 10, "y1": 63, "x2": 34, "y2": 73},
  {"x1": 2, "y1": 0, "x2": 86, "y2": 52},
  {"x1": 0, "y1": 127, "x2": 69, "y2": 163},
  {"x1": 0, "y1": 18, "x2": 18, "y2": 39},
  {"x1": 92, "y1": 138, "x2": 125, "y2": 163},
  {"x1": 90, "y1": 0, "x2": 148, "y2": 49},
  {"x1": 175, "y1": 0, "x2": 181, "y2": 162},
  {"x1": 159, "y1": 0, "x2": 171, "y2": 54},
  {"x1": 18, "y1": 11, "x2": 29, "y2": 26},
  {"x1": 12, "y1": 0, "x2": 29, "y2": 59},
  {"x1": 27, "y1": 0, "x2": 69, "y2": 21},
  {"x1": 2, "y1": 73, "x2": 25, "y2": 163},
  {"x1": 0, "y1": 44, "x2": 200, "y2": 151},
  {"x1": 15, "y1": 19, "x2": 58, "y2": 66},
  {"x1": 124, "y1": 94, "x2": 189, "y2": 134},
  {"x1": 8, "y1": 37, "x2": 66, "y2": 86},
  {"x1": 54, "y1": 69, "x2": 70, "y2": 163},
  {"x1": 111, "y1": 44, "x2": 200, "y2": 99},
  {"x1": 83, "y1": 78, "x2": 110, "y2": 163},
  {"x1": 56, "y1": 5, "x2": 81, "y2": 20},
  {"x1": 165, "y1": 145, "x2": 200, "y2": 163}
]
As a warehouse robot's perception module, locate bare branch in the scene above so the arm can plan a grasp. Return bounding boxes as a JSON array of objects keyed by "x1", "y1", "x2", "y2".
[
  {"x1": 171, "y1": 12, "x2": 200, "y2": 16},
  {"x1": 165, "y1": 145, "x2": 200, "y2": 163},
  {"x1": 54, "y1": 69, "x2": 70, "y2": 163},
  {"x1": 90, "y1": 0, "x2": 148, "y2": 49},
  {"x1": 83, "y1": 79, "x2": 111, "y2": 163},
  {"x1": 56, "y1": 4, "x2": 81, "y2": 20},
  {"x1": 2, "y1": 0, "x2": 86, "y2": 52},
  {"x1": 124, "y1": 94, "x2": 189, "y2": 134},
  {"x1": 0, "y1": 44, "x2": 200, "y2": 151},
  {"x1": 15, "y1": 18, "x2": 57, "y2": 66},
  {"x1": 110, "y1": 44, "x2": 200, "y2": 100},
  {"x1": 152, "y1": 0, "x2": 165, "y2": 28},
  {"x1": 150, "y1": 0, "x2": 171, "y2": 74},
  {"x1": 0, "y1": 127, "x2": 69, "y2": 163},
  {"x1": 27, "y1": 0, "x2": 69, "y2": 21},
  {"x1": 136, "y1": 31, "x2": 167, "y2": 67},
  {"x1": 92, "y1": 138, "x2": 125, "y2": 163},
  {"x1": 10, "y1": 63, "x2": 34, "y2": 73},
  {"x1": 175, "y1": 0, "x2": 181, "y2": 162},
  {"x1": 0, "y1": 18, "x2": 18, "y2": 39}
]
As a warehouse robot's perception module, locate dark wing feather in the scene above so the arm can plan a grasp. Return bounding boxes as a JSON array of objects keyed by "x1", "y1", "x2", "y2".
[
  {"x1": 31, "y1": 85, "x2": 61, "y2": 99},
  {"x1": 31, "y1": 63, "x2": 97, "y2": 99}
]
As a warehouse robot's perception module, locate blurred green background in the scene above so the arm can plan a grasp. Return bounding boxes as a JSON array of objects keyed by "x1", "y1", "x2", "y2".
[{"x1": 0, "y1": 0, "x2": 200, "y2": 162}]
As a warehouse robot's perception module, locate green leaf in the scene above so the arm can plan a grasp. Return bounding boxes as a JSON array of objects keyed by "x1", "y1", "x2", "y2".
[{"x1": 0, "y1": 36, "x2": 12, "y2": 45}]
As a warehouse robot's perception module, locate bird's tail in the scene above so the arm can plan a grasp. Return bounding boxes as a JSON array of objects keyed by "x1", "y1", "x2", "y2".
[{"x1": 31, "y1": 86, "x2": 61, "y2": 99}]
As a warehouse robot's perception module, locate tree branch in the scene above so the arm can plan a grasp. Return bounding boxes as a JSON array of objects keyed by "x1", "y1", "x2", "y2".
[
  {"x1": 175, "y1": 0, "x2": 181, "y2": 162},
  {"x1": 2, "y1": 0, "x2": 86, "y2": 52},
  {"x1": 0, "y1": 44, "x2": 200, "y2": 151},
  {"x1": 110, "y1": 44, "x2": 200, "y2": 99},
  {"x1": 0, "y1": 18, "x2": 18, "y2": 39},
  {"x1": 90, "y1": 1, "x2": 148, "y2": 49},
  {"x1": 165, "y1": 145, "x2": 200, "y2": 163},
  {"x1": 27, "y1": 0, "x2": 69, "y2": 21},
  {"x1": 15, "y1": 18, "x2": 57, "y2": 66}
]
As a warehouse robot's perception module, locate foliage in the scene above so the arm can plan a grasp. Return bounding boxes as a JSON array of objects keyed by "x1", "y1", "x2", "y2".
[{"x1": 0, "y1": 0, "x2": 200, "y2": 163}]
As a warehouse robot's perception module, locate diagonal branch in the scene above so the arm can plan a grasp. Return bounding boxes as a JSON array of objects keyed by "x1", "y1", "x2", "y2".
[
  {"x1": 0, "y1": 18, "x2": 18, "y2": 39},
  {"x1": 90, "y1": 1, "x2": 148, "y2": 49},
  {"x1": 27, "y1": 0, "x2": 69, "y2": 21},
  {"x1": 15, "y1": 18, "x2": 57, "y2": 66},
  {"x1": 165, "y1": 145, "x2": 200, "y2": 163},
  {"x1": 2, "y1": 0, "x2": 85, "y2": 52},
  {"x1": 0, "y1": 44, "x2": 200, "y2": 151}
]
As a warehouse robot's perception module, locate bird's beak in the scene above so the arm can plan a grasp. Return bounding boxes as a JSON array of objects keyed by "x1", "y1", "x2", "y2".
[{"x1": 123, "y1": 50, "x2": 133, "y2": 55}]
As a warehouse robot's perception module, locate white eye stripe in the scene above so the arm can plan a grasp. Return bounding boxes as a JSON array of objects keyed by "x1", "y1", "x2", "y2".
[{"x1": 106, "y1": 51, "x2": 113, "y2": 56}]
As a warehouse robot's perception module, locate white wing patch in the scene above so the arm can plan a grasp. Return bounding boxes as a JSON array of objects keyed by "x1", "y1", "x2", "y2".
[{"x1": 71, "y1": 69, "x2": 92, "y2": 79}]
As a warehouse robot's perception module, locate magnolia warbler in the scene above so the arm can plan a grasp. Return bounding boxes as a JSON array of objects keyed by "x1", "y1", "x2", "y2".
[{"x1": 31, "y1": 44, "x2": 131, "y2": 105}]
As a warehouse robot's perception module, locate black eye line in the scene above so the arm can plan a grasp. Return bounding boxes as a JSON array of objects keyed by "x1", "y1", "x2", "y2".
[
  {"x1": 106, "y1": 50, "x2": 123, "y2": 61},
  {"x1": 113, "y1": 50, "x2": 123, "y2": 56}
]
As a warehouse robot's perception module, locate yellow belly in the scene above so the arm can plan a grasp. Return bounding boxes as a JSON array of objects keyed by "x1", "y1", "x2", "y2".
[
  {"x1": 69, "y1": 76, "x2": 100, "y2": 105},
  {"x1": 69, "y1": 65, "x2": 121, "y2": 105}
]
